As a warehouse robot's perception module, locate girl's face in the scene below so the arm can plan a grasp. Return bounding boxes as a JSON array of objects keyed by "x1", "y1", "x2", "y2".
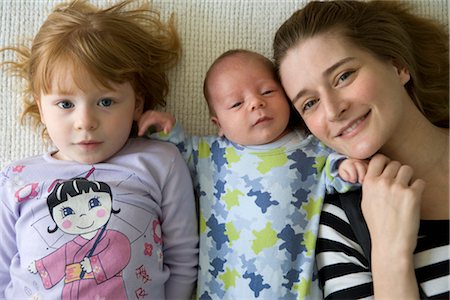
[
  {"x1": 52, "y1": 189, "x2": 112, "y2": 235},
  {"x1": 38, "y1": 68, "x2": 143, "y2": 164},
  {"x1": 279, "y1": 32, "x2": 412, "y2": 159}
]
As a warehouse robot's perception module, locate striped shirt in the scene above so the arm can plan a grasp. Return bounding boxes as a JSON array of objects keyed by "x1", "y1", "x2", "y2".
[{"x1": 316, "y1": 193, "x2": 449, "y2": 299}]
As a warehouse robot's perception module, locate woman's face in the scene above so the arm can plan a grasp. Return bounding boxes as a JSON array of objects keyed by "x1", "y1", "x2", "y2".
[{"x1": 279, "y1": 32, "x2": 411, "y2": 159}]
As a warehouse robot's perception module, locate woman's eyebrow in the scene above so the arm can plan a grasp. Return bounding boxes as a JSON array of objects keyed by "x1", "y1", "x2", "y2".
[{"x1": 291, "y1": 57, "x2": 356, "y2": 104}]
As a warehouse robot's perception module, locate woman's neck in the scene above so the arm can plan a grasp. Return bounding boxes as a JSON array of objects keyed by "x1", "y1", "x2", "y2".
[
  {"x1": 379, "y1": 106, "x2": 448, "y2": 179},
  {"x1": 379, "y1": 110, "x2": 448, "y2": 219}
]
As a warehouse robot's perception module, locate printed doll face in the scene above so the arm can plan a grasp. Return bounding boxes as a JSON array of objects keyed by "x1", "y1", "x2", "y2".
[
  {"x1": 279, "y1": 32, "x2": 411, "y2": 159},
  {"x1": 52, "y1": 189, "x2": 112, "y2": 235},
  {"x1": 37, "y1": 66, "x2": 143, "y2": 164},
  {"x1": 208, "y1": 54, "x2": 291, "y2": 146}
]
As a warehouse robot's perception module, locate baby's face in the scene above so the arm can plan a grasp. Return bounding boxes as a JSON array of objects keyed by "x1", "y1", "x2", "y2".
[
  {"x1": 38, "y1": 68, "x2": 143, "y2": 164},
  {"x1": 208, "y1": 55, "x2": 291, "y2": 146}
]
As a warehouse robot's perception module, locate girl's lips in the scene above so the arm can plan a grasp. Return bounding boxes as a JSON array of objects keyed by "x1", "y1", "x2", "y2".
[
  {"x1": 336, "y1": 111, "x2": 370, "y2": 137},
  {"x1": 77, "y1": 141, "x2": 103, "y2": 150},
  {"x1": 78, "y1": 140, "x2": 102, "y2": 145}
]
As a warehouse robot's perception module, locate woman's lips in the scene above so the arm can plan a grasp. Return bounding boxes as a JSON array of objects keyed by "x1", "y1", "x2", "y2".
[{"x1": 337, "y1": 111, "x2": 370, "y2": 137}]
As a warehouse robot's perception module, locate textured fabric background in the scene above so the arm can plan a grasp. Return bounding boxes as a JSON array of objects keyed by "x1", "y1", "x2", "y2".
[{"x1": 0, "y1": 0, "x2": 448, "y2": 169}]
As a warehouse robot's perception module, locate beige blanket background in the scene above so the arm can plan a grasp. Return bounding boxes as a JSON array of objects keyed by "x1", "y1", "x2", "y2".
[{"x1": 1, "y1": 0, "x2": 448, "y2": 169}]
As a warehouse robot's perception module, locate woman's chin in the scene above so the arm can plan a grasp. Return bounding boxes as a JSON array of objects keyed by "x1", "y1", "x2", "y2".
[{"x1": 337, "y1": 143, "x2": 379, "y2": 160}]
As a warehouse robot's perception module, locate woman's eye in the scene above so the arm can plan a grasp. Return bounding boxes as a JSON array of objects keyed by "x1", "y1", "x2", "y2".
[
  {"x1": 302, "y1": 99, "x2": 318, "y2": 112},
  {"x1": 99, "y1": 98, "x2": 113, "y2": 107},
  {"x1": 337, "y1": 71, "x2": 354, "y2": 85},
  {"x1": 57, "y1": 101, "x2": 74, "y2": 109}
]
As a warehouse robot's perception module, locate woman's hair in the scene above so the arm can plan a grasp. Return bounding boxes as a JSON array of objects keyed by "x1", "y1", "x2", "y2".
[
  {"x1": 273, "y1": 0, "x2": 449, "y2": 127},
  {"x1": 1, "y1": 0, "x2": 180, "y2": 138}
]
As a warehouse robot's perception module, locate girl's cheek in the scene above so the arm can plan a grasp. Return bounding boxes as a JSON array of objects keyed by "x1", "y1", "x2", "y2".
[
  {"x1": 62, "y1": 220, "x2": 72, "y2": 229},
  {"x1": 96, "y1": 209, "x2": 106, "y2": 218}
]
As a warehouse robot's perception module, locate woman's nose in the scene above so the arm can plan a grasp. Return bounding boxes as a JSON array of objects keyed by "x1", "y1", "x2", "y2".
[{"x1": 322, "y1": 93, "x2": 348, "y2": 121}]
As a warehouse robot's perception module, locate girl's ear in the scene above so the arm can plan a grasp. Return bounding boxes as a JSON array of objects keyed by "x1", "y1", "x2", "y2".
[
  {"x1": 211, "y1": 116, "x2": 224, "y2": 136},
  {"x1": 36, "y1": 97, "x2": 46, "y2": 125},
  {"x1": 133, "y1": 95, "x2": 145, "y2": 121}
]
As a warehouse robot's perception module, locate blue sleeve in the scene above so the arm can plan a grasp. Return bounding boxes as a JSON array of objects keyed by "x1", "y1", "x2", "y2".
[
  {"x1": 322, "y1": 149, "x2": 360, "y2": 194},
  {"x1": 149, "y1": 122, "x2": 198, "y2": 174}
]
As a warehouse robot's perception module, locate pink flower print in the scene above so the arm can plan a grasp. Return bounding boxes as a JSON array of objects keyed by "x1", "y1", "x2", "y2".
[
  {"x1": 12, "y1": 165, "x2": 25, "y2": 173},
  {"x1": 144, "y1": 243, "x2": 153, "y2": 256},
  {"x1": 15, "y1": 183, "x2": 39, "y2": 203},
  {"x1": 152, "y1": 220, "x2": 162, "y2": 244}
]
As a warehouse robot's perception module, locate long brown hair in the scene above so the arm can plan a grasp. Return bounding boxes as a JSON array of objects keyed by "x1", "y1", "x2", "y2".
[{"x1": 274, "y1": 0, "x2": 448, "y2": 127}]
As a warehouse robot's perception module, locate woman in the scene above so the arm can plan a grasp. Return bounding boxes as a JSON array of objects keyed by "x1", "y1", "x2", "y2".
[{"x1": 273, "y1": 1, "x2": 448, "y2": 299}]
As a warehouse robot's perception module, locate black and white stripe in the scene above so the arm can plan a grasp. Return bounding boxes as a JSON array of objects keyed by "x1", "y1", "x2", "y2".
[{"x1": 316, "y1": 196, "x2": 449, "y2": 299}]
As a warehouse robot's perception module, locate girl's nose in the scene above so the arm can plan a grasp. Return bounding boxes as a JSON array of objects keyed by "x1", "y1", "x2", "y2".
[{"x1": 74, "y1": 108, "x2": 98, "y2": 130}]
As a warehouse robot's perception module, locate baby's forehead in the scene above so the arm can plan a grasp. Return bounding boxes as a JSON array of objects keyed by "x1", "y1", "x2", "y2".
[{"x1": 216, "y1": 52, "x2": 266, "y2": 69}]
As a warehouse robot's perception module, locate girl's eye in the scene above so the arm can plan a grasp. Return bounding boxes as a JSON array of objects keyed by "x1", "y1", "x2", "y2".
[
  {"x1": 61, "y1": 207, "x2": 75, "y2": 217},
  {"x1": 89, "y1": 196, "x2": 101, "y2": 209},
  {"x1": 57, "y1": 101, "x2": 74, "y2": 109},
  {"x1": 262, "y1": 90, "x2": 273, "y2": 96},
  {"x1": 98, "y1": 98, "x2": 113, "y2": 107}
]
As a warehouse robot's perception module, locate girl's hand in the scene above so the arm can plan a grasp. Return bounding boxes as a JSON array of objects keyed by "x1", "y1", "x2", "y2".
[
  {"x1": 361, "y1": 154, "x2": 425, "y2": 255},
  {"x1": 138, "y1": 110, "x2": 176, "y2": 136}
]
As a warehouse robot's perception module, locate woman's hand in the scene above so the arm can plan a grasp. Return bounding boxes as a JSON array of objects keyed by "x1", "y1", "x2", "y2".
[{"x1": 361, "y1": 154, "x2": 426, "y2": 299}]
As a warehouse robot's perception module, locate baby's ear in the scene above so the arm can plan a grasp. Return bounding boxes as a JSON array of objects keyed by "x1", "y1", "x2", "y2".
[{"x1": 210, "y1": 116, "x2": 224, "y2": 136}]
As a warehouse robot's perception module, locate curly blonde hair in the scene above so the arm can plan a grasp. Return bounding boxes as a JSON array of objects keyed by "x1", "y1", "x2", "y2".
[{"x1": 1, "y1": 0, "x2": 180, "y2": 138}]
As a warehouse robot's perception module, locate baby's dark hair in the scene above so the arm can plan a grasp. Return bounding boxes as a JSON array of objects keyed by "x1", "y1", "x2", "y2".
[{"x1": 203, "y1": 49, "x2": 305, "y2": 130}]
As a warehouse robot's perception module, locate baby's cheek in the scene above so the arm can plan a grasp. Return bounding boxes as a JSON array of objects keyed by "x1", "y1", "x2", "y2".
[
  {"x1": 62, "y1": 220, "x2": 72, "y2": 229},
  {"x1": 96, "y1": 209, "x2": 106, "y2": 218}
]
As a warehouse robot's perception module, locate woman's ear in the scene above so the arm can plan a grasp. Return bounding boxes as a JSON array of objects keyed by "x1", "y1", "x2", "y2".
[
  {"x1": 392, "y1": 60, "x2": 411, "y2": 85},
  {"x1": 211, "y1": 116, "x2": 224, "y2": 137},
  {"x1": 133, "y1": 95, "x2": 145, "y2": 121}
]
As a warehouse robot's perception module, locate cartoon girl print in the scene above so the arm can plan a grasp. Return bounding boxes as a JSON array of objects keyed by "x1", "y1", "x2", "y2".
[{"x1": 28, "y1": 178, "x2": 131, "y2": 299}]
